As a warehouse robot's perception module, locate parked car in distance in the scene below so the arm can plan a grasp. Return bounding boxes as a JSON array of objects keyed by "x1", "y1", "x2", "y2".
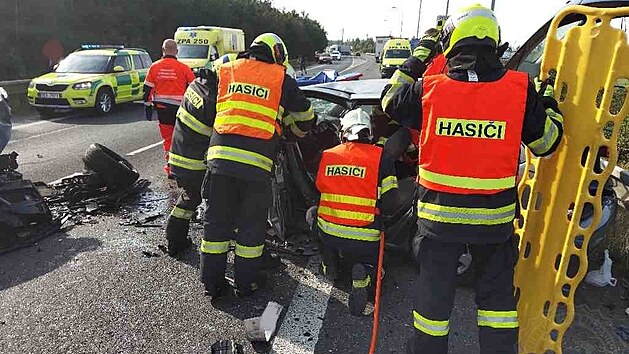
[
  {"x1": 317, "y1": 52, "x2": 333, "y2": 64},
  {"x1": 331, "y1": 50, "x2": 342, "y2": 60}
]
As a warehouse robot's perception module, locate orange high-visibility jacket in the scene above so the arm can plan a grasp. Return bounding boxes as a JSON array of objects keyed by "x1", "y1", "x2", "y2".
[
  {"x1": 215, "y1": 59, "x2": 285, "y2": 140},
  {"x1": 145, "y1": 57, "x2": 195, "y2": 106},
  {"x1": 424, "y1": 53, "x2": 448, "y2": 77},
  {"x1": 419, "y1": 70, "x2": 529, "y2": 194},
  {"x1": 316, "y1": 143, "x2": 383, "y2": 227}
]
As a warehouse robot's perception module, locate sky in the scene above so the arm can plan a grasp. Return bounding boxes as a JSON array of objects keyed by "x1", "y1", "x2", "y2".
[{"x1": 271, "y1": 0, "x2": 569, "y2": 46}]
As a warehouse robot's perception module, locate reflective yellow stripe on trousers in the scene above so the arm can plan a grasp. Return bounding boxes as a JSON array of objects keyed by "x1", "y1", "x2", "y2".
[
  {"x1": 234, "y1": 243, "x2": 264, "y2": 259},
  {"x1": 477, "y1": 310, "x2": 519, "y2": 329},
  {"x1": 200, "y1": 240, "x2": 230, "y2": 254},
  {"x1": 418, "y1": 202, "x2": 516, "y2": 225},
  {"x1": 419, "y1": 169, "x2": 516, "y2": 191},
  {"x1": 413, "y1": 311, "x2": 450, "y2": 336},
  {"x1": 170, "y1": 206, "x2": 195, "y2": 220},
  {"x1": 207, "y1": 146, "x2": 273, "y2": 172}
]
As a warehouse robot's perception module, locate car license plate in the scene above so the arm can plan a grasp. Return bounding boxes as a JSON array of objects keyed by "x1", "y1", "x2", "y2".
[{"x1": 39, "y1": 92, "x2": 61, "y2": 99}]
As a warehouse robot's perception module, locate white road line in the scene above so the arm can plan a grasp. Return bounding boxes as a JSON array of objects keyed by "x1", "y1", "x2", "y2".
[
  {"x1": 126, "y1": 141, "x2": 163, "y2": 156},
  {"x1": 340, "y1": 57, "x2": 368, "y2": 74},
  {"x1": 271, "y1": 257, "x2": 333, "y2": 354},
  {"x1": 6, "y1": 125, "x2": 79, "y2": 145},
  {"x1": 13, "y1": 115, "x2": 73, "y2": 130}
]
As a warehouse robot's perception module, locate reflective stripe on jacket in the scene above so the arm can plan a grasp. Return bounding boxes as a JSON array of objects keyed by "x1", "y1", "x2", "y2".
[
  {"x1": 215, "y1": 59, "x2": 285, "y2": 140},
  {"x1": 419, "y1": 70, "x2": 528, "y2": 195}
]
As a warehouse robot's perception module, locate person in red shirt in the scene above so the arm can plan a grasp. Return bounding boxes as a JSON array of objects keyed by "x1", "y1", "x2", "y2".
[{"x1": 143, "y1": 39, "x2": 195, "y2": 177}]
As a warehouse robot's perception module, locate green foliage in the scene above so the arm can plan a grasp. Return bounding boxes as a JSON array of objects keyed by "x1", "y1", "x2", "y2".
[
  {"x1": 349, "y1": 38, "x2": 375, "y2": 54},
  {"x1": 0, "y1": 0, "x2": 327, "y2": 80}
]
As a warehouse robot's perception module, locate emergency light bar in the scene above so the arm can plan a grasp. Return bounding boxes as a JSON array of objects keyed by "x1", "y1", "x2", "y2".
[{"x1": 80, "y1": 44, "x2": 125, "y2": 50}]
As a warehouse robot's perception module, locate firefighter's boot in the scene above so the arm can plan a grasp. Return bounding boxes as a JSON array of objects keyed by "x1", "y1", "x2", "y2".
[
  {"x1": 349, "y1": 263, "x2": 371, "y2": 316},
  {"x1": 165, "y1": 217, "x2": 192, "y2": 257}
]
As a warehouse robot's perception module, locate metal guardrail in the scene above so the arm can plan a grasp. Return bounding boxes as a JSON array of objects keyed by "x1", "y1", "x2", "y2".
[{"x1": 0, "y1": 79, "x2": 33, "y2": 116}]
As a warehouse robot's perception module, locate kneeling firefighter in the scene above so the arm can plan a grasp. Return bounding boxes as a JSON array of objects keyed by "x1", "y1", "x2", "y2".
[
  {"x1": 312, "y1": 108, "x2": 399, "y2": 316},
  {"x1": 381, "y1": 4, "x2": 564, "y2": 353},
  {"x1": 201, "y1": 33, "x2": 315, "y2": 298},
  {"x1": 165, "y1": 55, "x2": 236, "y2": 256}
]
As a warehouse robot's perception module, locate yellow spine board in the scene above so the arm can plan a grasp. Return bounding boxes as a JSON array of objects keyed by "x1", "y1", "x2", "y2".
[{"x1": 515, "y1": 5, "x2": 629, "y2": 353}]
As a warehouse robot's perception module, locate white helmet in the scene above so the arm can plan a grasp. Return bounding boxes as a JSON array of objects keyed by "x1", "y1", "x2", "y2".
[{"x1": 340, "y1": 108, "x2": 371, "y2": 141}]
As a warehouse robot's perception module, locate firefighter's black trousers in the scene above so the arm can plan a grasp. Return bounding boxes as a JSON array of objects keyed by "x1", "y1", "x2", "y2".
[
  {"x1": 407, "y1": 233, "x2": 519, "y2": 354},
  {"x1": 200, "y1": 174, "x2": 270, "y2": 291},
  {"x1": 165, "y1": 178, "x2": 203, "y2": 244}
]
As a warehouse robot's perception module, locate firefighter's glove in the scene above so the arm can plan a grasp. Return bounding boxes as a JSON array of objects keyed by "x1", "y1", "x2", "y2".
[
  {"x1": 535, "y1": 77, "x2": 562, "y2": 115},
  {"x1": 412, "y1": 34, "x2": 439, "y2": 63},
  {"x1": 144, "y1": 102, "x2": 153, "y2": 121},
  {"x1": 305, "y1": 206, "x2": 318, "y2": 227}
]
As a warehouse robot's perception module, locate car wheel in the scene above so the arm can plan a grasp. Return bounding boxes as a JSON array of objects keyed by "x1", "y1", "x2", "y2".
[
  {"x1": 94, "y1": 88, "x2": 114, "y2": 115},
  {"x1": 36, "y1": 107, "x2": 56, "y2": 118},
  {"x1": 82, "y1": 143, "x2": 139, "y2": 189}
]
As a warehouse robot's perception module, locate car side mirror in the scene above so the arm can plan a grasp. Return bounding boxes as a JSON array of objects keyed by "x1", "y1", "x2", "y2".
[{"x1": 113, "y1": 65, "x2": 125, "y2": 72}]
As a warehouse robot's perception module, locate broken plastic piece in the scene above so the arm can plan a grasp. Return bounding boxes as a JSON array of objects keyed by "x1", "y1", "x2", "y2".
[
  {"x1": 244, "y1": 301, "x2": 283, "y2": 342},
  {"x1": 584, "y1": 250, "x2": 617, "y2": 287}
]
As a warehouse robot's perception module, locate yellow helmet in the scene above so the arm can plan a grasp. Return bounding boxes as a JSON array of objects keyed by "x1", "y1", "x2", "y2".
[
  {"x1": 440, "y1": 4, "x2": 500, "y2": 57},
  {"x1": 211, "y1": 53, "x2": 238, "y2": 72},
  {"x1": 250, "y1": 33, "x2": 288, "y2": 67}
]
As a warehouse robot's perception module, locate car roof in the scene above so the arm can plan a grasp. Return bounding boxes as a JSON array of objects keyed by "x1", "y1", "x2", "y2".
[
  {"x1": 301, "y1": 79, "x2": 388, "y2": 102},
  {"x1": 74, "y1": 48, "x2": 148, "y2": 56},
  {"x1": 567, "y1": 0, "x2": 629, "y2": 5}
]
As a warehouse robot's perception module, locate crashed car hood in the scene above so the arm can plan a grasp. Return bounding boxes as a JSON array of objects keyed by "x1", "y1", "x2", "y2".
[{"x1": 33, "y1": 72, "x2": 105, "y2": 85}]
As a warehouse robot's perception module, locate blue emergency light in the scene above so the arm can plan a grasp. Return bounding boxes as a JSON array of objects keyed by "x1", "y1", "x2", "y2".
[{"x1": 80, "y1": 44, "x2": 125, "y2": 50}]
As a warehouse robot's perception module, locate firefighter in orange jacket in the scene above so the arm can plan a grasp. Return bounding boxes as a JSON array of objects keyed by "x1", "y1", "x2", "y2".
[
  {"x1": 200, "y1": 33, "x2": 314, "y2": 299},
  {"x1": 143, "y1": 39, "x2": 195, "y2": 177},
  {"x1": 312, "y1": 108, "x2": 399, "y2": 316},
  {"x1": 381, "y1": 5, "x2": 564, "y2": 353}
]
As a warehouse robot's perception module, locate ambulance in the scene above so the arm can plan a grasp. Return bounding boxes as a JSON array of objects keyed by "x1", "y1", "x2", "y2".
[
  {"x1": 379, "y1": 38, "x2": 412, "y2": 78},
  {"x1": 174, "y1": 26, "x2": 245, "y2": 71}
]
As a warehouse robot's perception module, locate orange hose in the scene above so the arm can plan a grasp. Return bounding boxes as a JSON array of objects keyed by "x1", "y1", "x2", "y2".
[{"x1": 369, "y1": 232, "x2": 386, "y2": 354}]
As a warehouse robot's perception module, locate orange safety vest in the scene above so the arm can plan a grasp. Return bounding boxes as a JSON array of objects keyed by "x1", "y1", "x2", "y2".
[
  {"x1": 316, "y1": 143, "x2": 383, "y2": 227},
  {"x1": 424, "y1": 53, "x2": 448, "y2": 77},
  {"x1": 145, "y1": 57, "x2": 195, "y2": 106},
  {"x1": 419, "y1": 70, "x2": 528, "y2": 194},
  {"x1": 215, "y1": 59, "x2": 285, "y2": 140}
]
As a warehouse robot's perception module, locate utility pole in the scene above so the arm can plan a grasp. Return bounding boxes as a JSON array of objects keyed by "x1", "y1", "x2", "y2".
[
  {"x1": 341, "y1": 28, "x2": 344, "y2": 43},
  {"x1": 416, "y1": 0, "x2": 423, "y2": 38},
  {"x1": 491, "y1": 0, "x2": 496, "y2": 11},
  {"x1": 15, "y1": 0, "x2": 19, "y2": 41}
]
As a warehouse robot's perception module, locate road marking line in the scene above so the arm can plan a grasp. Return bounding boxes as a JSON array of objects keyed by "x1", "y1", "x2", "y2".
[
  {"x1": 6, "y1": 126, "x2": 79, "y2": 144},
  {"x1": 126, "y1": 141, "x2": 163, "y2": 156},
  {"x1": 271, "y1": 257, "x2": 333, "y2": 354},
  {"x1": 340, "y1": 57, "x2": 367, "y2": 74},
  {"x1": 13, "y1": 115, "x2": 76, "y2": 130}
]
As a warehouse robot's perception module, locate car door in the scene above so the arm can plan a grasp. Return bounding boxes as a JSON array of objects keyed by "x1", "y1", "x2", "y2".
[
  {"x1": 130, "y1": 54, "x2": 145, "y2": 98},
  {"x1": 112, "y1": 54, "x2": 133, "y2": 101}
]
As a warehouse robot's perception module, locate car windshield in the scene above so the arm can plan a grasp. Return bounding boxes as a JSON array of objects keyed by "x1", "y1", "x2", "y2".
[
  {"x1": 55, "y1": 54, "x2": 110, "y2": 73},
  {"x1": 177, "y1": 44, "x2": 209, "y2": 59},
  {"x1": 385, "y1": 49, "x2": 410, "y2": 59}
]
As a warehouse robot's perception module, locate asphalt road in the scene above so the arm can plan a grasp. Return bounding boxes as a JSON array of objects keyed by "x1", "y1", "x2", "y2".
[{"x1": 1, "y1": 55, "x2": 627, "y2": 354}]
